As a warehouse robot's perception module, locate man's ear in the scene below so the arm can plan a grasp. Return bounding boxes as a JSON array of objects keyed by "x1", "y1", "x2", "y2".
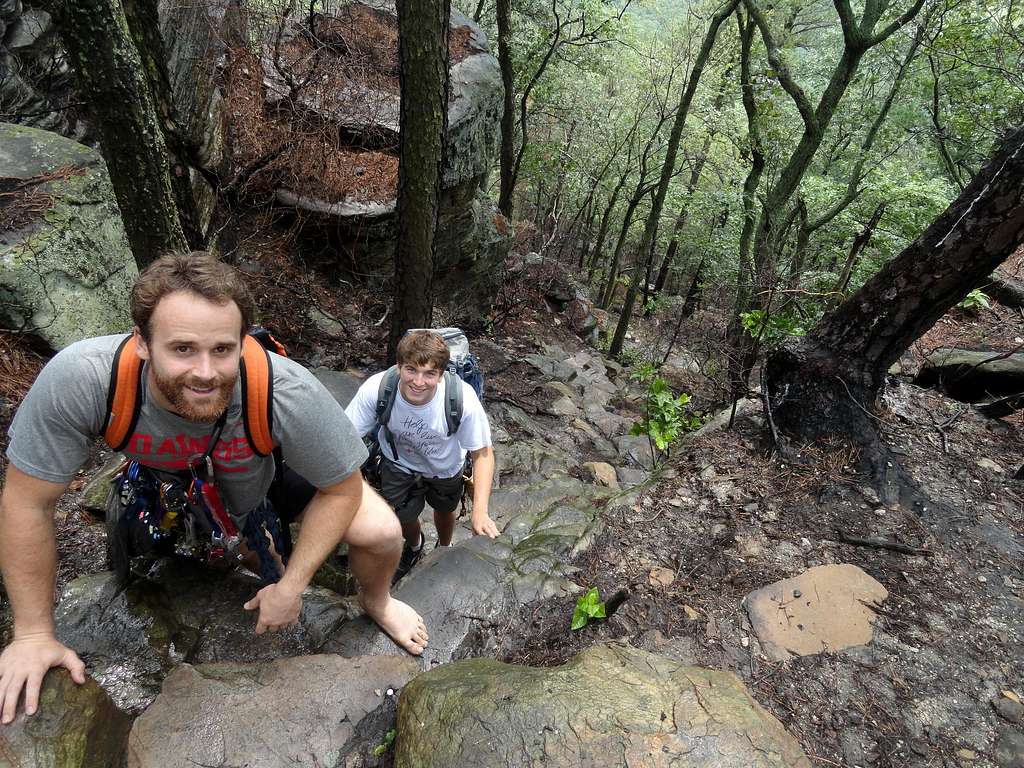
[{"x1": 133, "y1": 327, "x2": 150, "y2": 361}]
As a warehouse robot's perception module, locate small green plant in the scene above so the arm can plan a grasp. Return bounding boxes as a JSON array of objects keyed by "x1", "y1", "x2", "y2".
[
  {"x1": 571, "y1": 587, "x2": 606, "y2": 630},
  {"x1": 630, "y1": 361, "x2": 659, "y2": 383},
  {"x1": 643, "y1": 293, "x2": 664, "y2": 315},
  {"x1": 372, "y1": 729, "x2": 396, "y2": 757},
  {"x1": 739, "y1": 309, "x2": 806, "y2": 347},
  {"x1": 958, "y1": 289, "x2": 991, "y2": 312},
  {"x1": 630, "y1": 376, "x2": 701, "y2": 454}
]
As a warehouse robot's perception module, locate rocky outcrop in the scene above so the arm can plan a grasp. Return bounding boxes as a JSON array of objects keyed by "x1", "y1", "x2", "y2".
[
  {"x1": 395, "y1": 643, "x2": 812, "y2": 768},
  {"x1": 0, "y1": 122, "x2": 137, "y2": 349},
  {"x1": 127, "y1": 655, "x2": 418, "y2": 768},
  {"x1": 260, "y1": 0, "x2": 509, "y2": 317},
  {"x1": 0, "y1": 1, "x2": 75, "y2": 135},
  {"x1": 915, "y1": 348, "x2": 1024, "y2": 402},
  {"x1": 0, "y1": 669, "x2": 131, "y2": 768}
]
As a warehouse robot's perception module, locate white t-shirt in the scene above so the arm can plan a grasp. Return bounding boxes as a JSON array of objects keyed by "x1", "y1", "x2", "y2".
[{"x1": 345, "y1": 370, "x2": 491, "y2": 479}]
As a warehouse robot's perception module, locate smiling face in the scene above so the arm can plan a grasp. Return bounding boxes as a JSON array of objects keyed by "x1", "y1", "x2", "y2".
[
  {"x1": 398, "y1": 362, "x2": 443, "y2": 406},
  {"x1": 135, "y1": 290, "x2": 244, "y2": 422}
]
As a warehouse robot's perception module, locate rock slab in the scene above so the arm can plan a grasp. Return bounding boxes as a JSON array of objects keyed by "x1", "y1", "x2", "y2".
[
  {"x1": 128, "y1": 654, "x2": 419, "y2": 768},
  {"x1": 0, "y1": 122, "x2": 138, "y2": 350},
  {"x1": 395, "y1": 642, "x2": 811, "y2": 767},
  {"x1": 0, "y1": 669, "x2": 131, "y2": 768},
  {"x1": 743, "y1": 563, "x2": 888, "y2": 661}
]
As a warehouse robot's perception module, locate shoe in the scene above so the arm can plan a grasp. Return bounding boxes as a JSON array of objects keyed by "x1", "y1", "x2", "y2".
[{"x1": 393, "y1": 533, "x2": 425, "y2": 584}]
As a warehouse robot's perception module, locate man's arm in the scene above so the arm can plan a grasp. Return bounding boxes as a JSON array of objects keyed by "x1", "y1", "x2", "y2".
[
  {"x1": 0, "y1": 465, "x2": 86, "y2": 724},
  {"x1": 243, "y1": 470, "x2": 363, "y2": 633},
  {"x1": 468, "y1": 446, "x2": 498, "y2": 538}
]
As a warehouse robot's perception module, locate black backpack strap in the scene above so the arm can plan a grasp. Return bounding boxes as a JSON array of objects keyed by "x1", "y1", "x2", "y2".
[
  {"x1": 375, "y1": 366, "x2": 400, "y2": 458},
  {"x1": 443, "y1": 369, "x2": 463, "y2": 436}
]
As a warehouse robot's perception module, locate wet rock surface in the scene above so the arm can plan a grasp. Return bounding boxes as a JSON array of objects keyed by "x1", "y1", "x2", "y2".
[
  {"x1": 127, "y1": 655, "x2": 418, "y2": 768},
  {"x1": 395, "y1": 643, "x2": 812, "y2": 768},
  {"x1": 0, "y1": 669, "x2": 131, "y2": 768}
]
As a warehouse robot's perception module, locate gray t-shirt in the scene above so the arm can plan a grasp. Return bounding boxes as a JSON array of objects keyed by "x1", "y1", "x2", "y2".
[{"x1": 6, "y1": 335, "x2": 367, "y2": 518}]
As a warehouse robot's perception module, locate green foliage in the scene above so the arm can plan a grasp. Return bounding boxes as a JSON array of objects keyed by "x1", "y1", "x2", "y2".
[
  {"x1": 630, "y1": 375, "x2": 700, "y2": 453},
  {"x1": 571, "y1": 587, "x2": 606, "y2": 630},
  {"x1": 372, "y1": 729, "x2": 396, "y2": 757},
  {"x1": 958, "y1": 289, "x2": 991, "y2": 312},
  {"x1": 739, "y1": 310, "x2": 807, "y2": 348}
]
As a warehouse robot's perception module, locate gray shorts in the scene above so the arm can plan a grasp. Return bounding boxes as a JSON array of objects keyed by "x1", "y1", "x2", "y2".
[{"x1": 379, "y1": 458, "x2": 464, "y2": 524}]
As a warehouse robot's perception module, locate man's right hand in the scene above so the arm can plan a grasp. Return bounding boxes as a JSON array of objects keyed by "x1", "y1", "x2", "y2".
[{"x1": 0, "y1": 633, "x2": 86, "y2": 724}]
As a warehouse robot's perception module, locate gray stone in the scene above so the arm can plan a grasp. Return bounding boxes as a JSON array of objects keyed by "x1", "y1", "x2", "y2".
[
  {"x1": 994, "y1": 729, "x2": 1024, "y2": 768},
  {"x1": 614, "y1": 434, "x2": 659, "y2": 469},
  {"x1": 0, "y1": 669, "x2": 131, "y2": 768},
  {"x1": 547, "y1": 394, "x2": 580, "y2": 417},
  {"x1": 616, "y1": 466, "x2": 650, "y2": 489},
  {"x1": 3, "y1": 8, "x2": 51, "y2": 51},
  {"x1": 79, "y1": 451, "x2": 123, "y2": 512},
  {"x1": 394, "y1": 643, "x2": 811, "y2": 768},
  {"x1": 978, "y1": 457, "x2": 1006, "y2": 474},
  {"x1": 0, "y1": 123, "x2": 138, "y2": 350},
  {"x1": 523, "y1": 352, "x2": 577, "y2": 382},
  {"x1": 994, "y1": 696, "x2": 1024, "y2": 724},
  {"x1": 583, "y1": 402, "x2": 631, "y2": 439},
  {"x1": 128, "y1": 655, "x2": 419, "y2": 768}
]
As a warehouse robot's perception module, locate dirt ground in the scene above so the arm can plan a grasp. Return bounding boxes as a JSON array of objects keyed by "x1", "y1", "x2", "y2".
[{"x1": 1, "y1": 252, "x2": 1022, "y2": 767}]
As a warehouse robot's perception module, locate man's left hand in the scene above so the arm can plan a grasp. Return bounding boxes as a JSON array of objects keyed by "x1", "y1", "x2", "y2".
[
  {"x1": 243, "y1": 582, "x2": 303, "y2": 635},
  {"x1": 471, "y1": 513, "x2": 499, "y2": 539}
]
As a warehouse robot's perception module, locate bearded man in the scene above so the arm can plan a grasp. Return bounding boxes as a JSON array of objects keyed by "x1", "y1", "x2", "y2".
[{"x1": 0, "y1": 252, "x2": 428, "y2": 726}]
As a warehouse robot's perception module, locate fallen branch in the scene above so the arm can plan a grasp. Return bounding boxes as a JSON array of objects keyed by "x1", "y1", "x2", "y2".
[{"x1": 835, "y1": 529, "x2": 932, "y2": 556}]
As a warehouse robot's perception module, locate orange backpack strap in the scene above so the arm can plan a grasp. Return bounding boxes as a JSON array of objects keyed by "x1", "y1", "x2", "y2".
[
  {"x1": 240, "y1": 334, "x2": 276, "y2": 457},
  {"x1": 102, "y1": 335, "x2": 144, "y2": 451}
]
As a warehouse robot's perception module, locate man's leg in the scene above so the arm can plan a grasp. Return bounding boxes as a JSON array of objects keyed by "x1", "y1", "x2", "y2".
[{"x1": 343, "y1": 481, "x2": 429, "y2": 655}]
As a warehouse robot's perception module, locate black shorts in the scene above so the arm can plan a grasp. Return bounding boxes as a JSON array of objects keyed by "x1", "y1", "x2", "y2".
[
  {"x1": 266, "y1": 462, "x2": 317, "y2": 525},
  {"x1": 379, "y1": 458, "x2": 464, "y2": 524}
]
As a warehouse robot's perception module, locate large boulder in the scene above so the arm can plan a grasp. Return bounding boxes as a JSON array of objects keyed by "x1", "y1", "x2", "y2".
[
  {"x1": 0, "y1": 122, "x2": 137, "y2": 349},
  {"x1": 255, "y1": 0, "x2": 509, "y2": 317},
  {"x1": 0, "y1": 669, "x2": 131, "y2": 768},
  {"x1": 394, "y1": 643, "x2": 812, "y2": 767},
  {"x1": 914, "y1": 348, "x2": 1024, "y2": 402},
  {"x1": 127, "y1": 655, "x2": 419, "y2": 768}
]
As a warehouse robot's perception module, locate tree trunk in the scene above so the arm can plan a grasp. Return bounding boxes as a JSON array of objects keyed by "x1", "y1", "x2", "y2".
[
  {"x1": 53, "y1": 0, "x2": 189, "y2": 266},
  {"x1": 831, "y1": 201, "x2": 886, "y2": 300},
  {"x1": 496, "y1": 0, "x2": 515, "y2": 217},
  {"x1": 765, "y1": 126, "x2": 1024, "y2": 494},
  {"x1": 389, "y1": 0, "x2": 451, "y2": 360},
  {"x1": 607, "y1": 0, "x2": 739, "y2": 357}
]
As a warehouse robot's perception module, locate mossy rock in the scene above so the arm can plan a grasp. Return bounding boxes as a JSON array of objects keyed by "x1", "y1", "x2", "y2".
[{"x1": 0, "y1": 122, "x2": 137, "y2": 350}]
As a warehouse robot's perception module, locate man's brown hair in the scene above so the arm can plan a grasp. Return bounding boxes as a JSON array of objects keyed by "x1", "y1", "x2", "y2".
[
  {"x1": 396, "y1": 330, "x2": 449, "y2": 371},
  {"x1": 131, "y1": 252, "x2": 255, "y2": 340}
]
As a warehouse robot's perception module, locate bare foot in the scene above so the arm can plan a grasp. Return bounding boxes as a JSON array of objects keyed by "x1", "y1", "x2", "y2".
[{"x1": 361, "y1": 595, "x2": 429, "y2": 655}]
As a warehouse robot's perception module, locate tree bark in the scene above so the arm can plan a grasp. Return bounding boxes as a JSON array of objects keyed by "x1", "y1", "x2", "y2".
[
  {"x1": 389, "y1": 0, "x2": 451, "y2": 360},
  {"x1": 496, "y1": 0, "x2": 515, "y2": 217},
  {"x1": 53, "y1": 0, "x2": 189, "y2": 266},
  {"x1": 766, "y1": 125, "x2": 1024, "y2": 454}
]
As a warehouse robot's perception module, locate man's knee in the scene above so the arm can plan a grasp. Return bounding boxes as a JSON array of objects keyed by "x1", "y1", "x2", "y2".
[{"x1": 346, "y1": 482, "x2": 402, "y2": 552}]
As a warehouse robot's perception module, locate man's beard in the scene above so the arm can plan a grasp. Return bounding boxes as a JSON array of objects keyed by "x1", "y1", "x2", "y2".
[{"x1": 152, "y1": 368, "x2": 237, "y2": 422}]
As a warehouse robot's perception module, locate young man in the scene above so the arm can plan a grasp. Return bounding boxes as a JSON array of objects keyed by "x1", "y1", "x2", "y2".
[
  {"x1": 0, "y1": 252, "x2": 428, "y2": 726},
  {"x1": 345, "y1": 331, "x2": 497, "y2": 576}
]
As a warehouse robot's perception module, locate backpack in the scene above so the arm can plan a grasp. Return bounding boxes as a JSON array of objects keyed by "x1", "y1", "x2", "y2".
[
  {"x1": 102, "y1": 327, "x2": 286, "y2": 457},
  {"x1": 363, "y1": 328, "x2": 483, "y2": 485}
]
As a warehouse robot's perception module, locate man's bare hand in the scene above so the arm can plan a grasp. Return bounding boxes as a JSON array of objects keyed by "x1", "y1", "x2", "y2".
[
  {"x1": 243, "y1": 582, "x2": 303, "y2": 635},
  {"x1": 0, "y1": 634, "x2": 86, "y2": 724},
  {"x1": 471, "y1": 513, "x2": 499, "y2": 539}
]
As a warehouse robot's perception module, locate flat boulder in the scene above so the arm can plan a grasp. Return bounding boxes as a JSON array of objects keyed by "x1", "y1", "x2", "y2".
[
  {"x1": 128, "y1": 655, "x2": 419, "y2": 768},
  {"x1": 743, "y1": 564, "x2": 888, "y2": 661},
  {"x1": 0, "y1": 122, "x2": 137, "y2": 350},
  {"x1": 0, "y1": 669, "x2": 131, "y2": 768},
  {"x1": 915, "y1": 348, "x2": 1024, "y2": 401},
  {"x1": 394, "y1": 642, "x2": 811, "y2": 767}
]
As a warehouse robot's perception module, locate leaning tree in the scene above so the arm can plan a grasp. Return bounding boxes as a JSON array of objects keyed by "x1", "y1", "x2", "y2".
[{"x1": 765, "y1": 125, "x2": 1024, "y2": 503}]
